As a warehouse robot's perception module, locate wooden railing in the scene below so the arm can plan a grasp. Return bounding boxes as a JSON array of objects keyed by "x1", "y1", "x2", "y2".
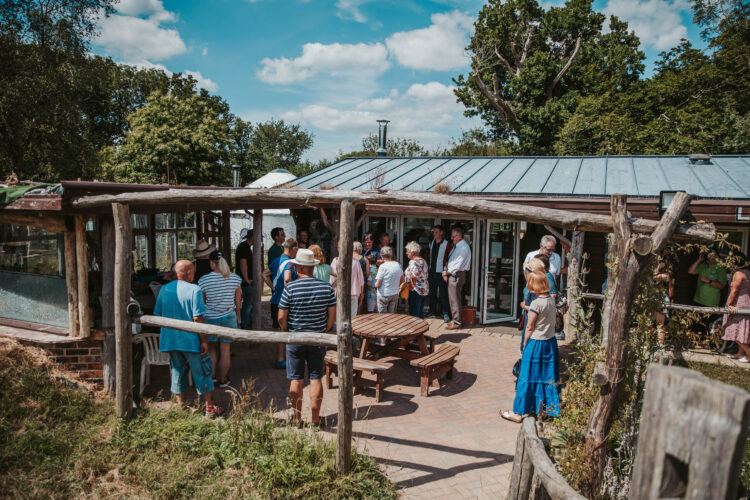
[{"x1": 507, "y1": 417, "x2": 585, "y2": 500}]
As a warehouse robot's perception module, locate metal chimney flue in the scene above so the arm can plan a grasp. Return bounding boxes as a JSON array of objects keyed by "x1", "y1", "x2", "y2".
[
  {"x1": 376, "y1": 119, "x2": 390, "y2": 157},
  {"x1": 232, "y1": 164, "x2": 240, "y2": 187}
]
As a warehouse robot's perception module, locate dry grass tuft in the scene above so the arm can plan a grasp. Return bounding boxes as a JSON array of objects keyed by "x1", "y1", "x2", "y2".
[
  {"x1": 433, "y1": 182, "x2": 452, "y2": 194},
  {"x1": 318, "y1": 183, "x2": 336, "y2": 190}
]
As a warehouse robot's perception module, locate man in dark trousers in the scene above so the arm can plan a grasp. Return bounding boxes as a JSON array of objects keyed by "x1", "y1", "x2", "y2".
[
  {"x1": 235, "y1": 228, "x2": 254, "y2": 329},
  {"x1": 428, "y1": 225, "x2": 452, "y2": 323}
]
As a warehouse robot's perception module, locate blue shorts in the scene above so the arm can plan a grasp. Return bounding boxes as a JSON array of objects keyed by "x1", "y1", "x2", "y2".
[
  {"x1": 286, "y1": 345, "x2": 327, "y2": 380},
  {"x1": 168, "y1": 351, "x2": 214, "y2": 395},
  {"x1": 205, "y1": 313, "x2": 236, "y2": 343}
]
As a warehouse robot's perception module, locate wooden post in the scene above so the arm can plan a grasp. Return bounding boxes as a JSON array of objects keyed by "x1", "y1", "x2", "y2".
[
  {"x1": 63, "y1": 231, "x2": 80, "y2": 337},
  {"x1": 100, "y1": 216, "x2": 117, "y2": 393},
  {"x1": 221, "y1": 210, "x2": 232, "y2": 268},
  {"x1": 147, "y1": 214, "x2": 156, "y2": 268},
  {"x1": 583, "y1": 192, "x2": 693, "y2": 496},
  {"x1": 251, "y1": 209, "x2": 263, "y2": 330},
  {"x1": 74, "y1": 215, "x2": 91, "y2": 338},
  {"x1": 630, "y1": 364, "x2": 750, "y2": 499},
  {"x1": 565, "y1": 230, "x2": 584, "y2": 342},
  {"x1": 112, "y1": 203, "x2": 133, "y2": 420},
  {"x1": 335, "y1": 199, "x2": 355, "y2": 475},
  {"x1": 600, "y1": 233, "x2": 617, "y2": 347}
]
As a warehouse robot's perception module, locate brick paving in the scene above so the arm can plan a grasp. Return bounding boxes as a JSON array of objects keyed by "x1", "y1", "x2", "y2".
[{"x1": 142, "y1": 303, "x2": 529, "y2": 499}]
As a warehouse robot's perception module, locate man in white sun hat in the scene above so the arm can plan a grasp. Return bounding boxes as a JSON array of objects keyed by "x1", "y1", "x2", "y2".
[
  {"x1": 192, "y1": 239, "x2": 216, "y2": 282},
  {"x1": 277, "y1": 248, "x2": 336, "y2": 428}
]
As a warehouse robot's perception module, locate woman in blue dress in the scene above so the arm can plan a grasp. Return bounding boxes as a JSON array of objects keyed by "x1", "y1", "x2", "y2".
[{"x1": 502, "y1": 271, "x2": 561, "y2": 422}]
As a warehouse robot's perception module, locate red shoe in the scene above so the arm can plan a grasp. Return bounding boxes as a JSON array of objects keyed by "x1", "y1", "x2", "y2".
[{"x1": 205, "y1": 405, "x2": 225, "y2": 418}]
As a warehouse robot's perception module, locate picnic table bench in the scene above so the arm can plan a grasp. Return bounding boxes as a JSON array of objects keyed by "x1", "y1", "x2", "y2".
[
  {"x1": 324, "y1": 351, "x2": 390, "y2": 402},
  {"x1": 352, "y1": 313, "x2": 430, "y2": 360},
  {"x1": 410, "y1": 343, "x2": 460, "y2": 397}
]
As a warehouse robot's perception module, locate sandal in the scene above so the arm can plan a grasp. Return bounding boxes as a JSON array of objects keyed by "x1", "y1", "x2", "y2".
[
  {"x1": 205, "y1": 405, "x2": 225, "y2": 418},
  {"x1": 500, "y1": 410, "x2": 523, "y2": 423}
]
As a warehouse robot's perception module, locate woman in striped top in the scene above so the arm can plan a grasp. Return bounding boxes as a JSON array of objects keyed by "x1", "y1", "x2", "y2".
[{"x1": 198, "y1": 250, "x2": 242, "y2": 387}]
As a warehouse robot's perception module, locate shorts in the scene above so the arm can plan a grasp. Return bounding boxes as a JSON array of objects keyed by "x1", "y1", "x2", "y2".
[
  {"x1": 286, "y1": 344, "x2": 327, "y2": 380},
  {"x1": 168, "y1": 351, "x2": 214, "y2": 395},
  {"x1": 205, "y1": 312, "x2": 236, "y2": 343},
  {"x1": 367, "y1": 296, "x2": 376, "y2": 313},
  {"x1": 271, "y1": 303, "x2": 280, "y2": 328}
]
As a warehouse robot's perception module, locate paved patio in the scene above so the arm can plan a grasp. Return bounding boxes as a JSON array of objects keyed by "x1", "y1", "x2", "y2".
[{"x1": 143, "y1": 306, "x2": 531, "y2": 499}]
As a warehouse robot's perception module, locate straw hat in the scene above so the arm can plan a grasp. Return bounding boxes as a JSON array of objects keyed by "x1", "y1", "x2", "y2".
[
  {"x1": 291, "y1": 248, "x2": 320, "y2": 266},
  {"x1": 192, "y1": 239, "x2": 216, "y2": 258}
]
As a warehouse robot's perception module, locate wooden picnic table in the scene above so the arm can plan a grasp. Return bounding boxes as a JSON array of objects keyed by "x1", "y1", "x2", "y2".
[{"x1": 352, "y1": 313, "x2": 430, "y2": 360}]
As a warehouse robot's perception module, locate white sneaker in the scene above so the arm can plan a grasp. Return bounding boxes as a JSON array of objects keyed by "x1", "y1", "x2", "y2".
[{"x1": 738, "y1": 357, "x2": 749, "y2": 363}]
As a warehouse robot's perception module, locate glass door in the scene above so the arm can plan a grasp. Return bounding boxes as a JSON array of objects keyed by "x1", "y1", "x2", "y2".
[
  {"x1": 439, "y1": 217, "x2": 477, "y2": 308},
  {"x1": 483, "y1": 220, "x2": 519, "y2": 323}
]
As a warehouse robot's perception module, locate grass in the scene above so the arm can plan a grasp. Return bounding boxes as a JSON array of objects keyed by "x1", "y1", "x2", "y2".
[{"x1": 0, "y1": 338, "x2": 396, "y2": 499}]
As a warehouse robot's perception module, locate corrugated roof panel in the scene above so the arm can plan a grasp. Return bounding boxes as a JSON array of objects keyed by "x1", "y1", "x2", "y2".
[
  {"x1": 573, "y1": 158, "x2": 606, "y2": 195},
  {"x1": 660, "y1": 159, "x2": 709, "y2": 197},
  {"x1": 632, "y1": 157, "x2": 670, "y2": 196},
  {"x1": 458, "y1": 158, "x2": 514, "y2": 192},
  {"x1": 339, "y1": 158, "x2": 415, "y2": 190},
  {"x1": 293, "y1": 158, "x2": 361, "y2": 188},
  {"x1": 385, "y1": 158, "x2": 454, "y2": 190},
  {"x1": 542, "y1": 157, "x2": 582, "y2": 194},
  {"x1": 714, "y1": 157, "x2": 750, "y2": 197},
  {"x1": 605, "y1": 157, "x2": 639, "y2": 195},
  {"x1": 512, "y1": 158, "x2": 558, "y2": 193},
  {"x1": 691, "y1": 161, "x2": 749, "y2": 198},
  {"x1": 484, "y1": 158, "x2": 536, "y2": 192},
  {"x1": 406, "y1": 159, "x2": 472, "y2": 191},
  {"x1": 310, "y1": 158, "x2": 395, "y2": 189},
  {"x1": 436, "y1": 159, "x2": 492, "y2": 191}
]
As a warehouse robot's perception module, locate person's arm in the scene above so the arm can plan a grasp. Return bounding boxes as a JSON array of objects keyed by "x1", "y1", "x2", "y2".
[
  {"x1": 262, "y1": 268, "x2": 273, "y2": 289},
  {"x1": 234, "y1": 285, "x2": 242, "y2": 323},
  {"x1": 326, "y1": 305, "x2": 337, "y2": 332},
  {"x1": 193, "y1": 315, "x2": 208, "y2": 355},
  {"x1": 375, "y1": 279, "x2": 382, "y2": 288},
  {"x1": 239, "y1": 258, "x2": 251, "y2": 285},
  {"x1": 710, "y1": 271, "x2": 727, "y2": 290},
  {"x1": 284, "y1": 268, "x2": 293, "y2": 285},
  {"x1": 523, "y1": 310, "x2": 538, "y2": 349},
  {"x1": 726, "y1": 271, "x2": 745, "y2": 313},
  {"x1": 278, "y1": 308, "x2": 288, "y2": 331},
  {"x1": 688, "y1": 255, "x2": 704, "y2": 275}
]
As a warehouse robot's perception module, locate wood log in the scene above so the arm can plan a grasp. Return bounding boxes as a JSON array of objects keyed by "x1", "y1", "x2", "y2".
[
  {"x1": 601, "y1": 233, "x2": 617, "y2": 348},
  {"x1": 63, "y1": 231, "x2": 80, "y2": 337},
  {"x1": 592, "y1": 362, "x2": 609, "y2": 386},
  {"x1": 543, "y1": 224, "x2": 572, "y2": 249},
  {"x1": 70, "y1": 187, "x2": 715, "y2": 243},
  {"x1": 583, "y1": 192, "x2": 693, "y2": 497},
  {"x1": 565, "y1": 230, "x2": 584, "y2": 342},
  {"x1": 74, "y1": 215, "x2": 91, "y2": 338},
  {"x1": 631, "y1": 234, "x2": 653, "y2": 256},
  {"x1": 336, "y1": 199, "x2": 355, "y2": 475},
  {"x1": 251, "y1": 209, "x2": 263, "y2": 330},
  {"x1": 136, "y1": 315, "x2": 337, "y2": 347},
  {"x1": 112, "y1": 203, "x2": 133, "y2": 420},
  {"x1": 630, "y1": 364, "x2": 750, "y2": 499},
  {"x1": 0, "y1": 212, "x2": 66, "y2": 233},
  {"x1": 582, "y1": 293, "x2": 750, "y2": 316},
  {"x1": 100, "y1": 216, "x2": 117, "y2": 393}
]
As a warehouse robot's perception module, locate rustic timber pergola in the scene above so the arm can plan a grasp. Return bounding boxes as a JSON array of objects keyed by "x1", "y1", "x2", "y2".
[{"x1": 69, "y1": 187, "x2": 715, "y2": 477}]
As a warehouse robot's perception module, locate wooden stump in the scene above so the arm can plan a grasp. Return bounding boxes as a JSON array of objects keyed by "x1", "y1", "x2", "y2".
[{"x1": 112, "y1": 203, "x2": 133, "y2": 419}]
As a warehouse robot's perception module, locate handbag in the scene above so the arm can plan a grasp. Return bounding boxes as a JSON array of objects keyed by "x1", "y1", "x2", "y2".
[
  {"x1": 512, "y1": 358, "x2": 521, "y2": 378},
  {"x1": 517, "y1": 310, "x2": 526, "y2": 331},
  {"x1": 399, "y1": 281, "x2": 410, "y2": 300}
]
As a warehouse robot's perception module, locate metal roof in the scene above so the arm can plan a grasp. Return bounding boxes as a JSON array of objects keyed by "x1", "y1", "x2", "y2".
[{"x1": 291, "y1": 155, "x2": 750, "y2": 199}]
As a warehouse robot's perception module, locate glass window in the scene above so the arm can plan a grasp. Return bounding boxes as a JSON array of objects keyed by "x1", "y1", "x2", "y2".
[
  {"x1": 155, "y1": 213, "x2": 176, "y2": 230},
  {"x1": 131, "y1": 214, "x2": 149, "y2": 230},
  {"x1": 155, "y1": 232, "x2": 175, "y2": 271},
  {"x1": 133, "y1": 234, "x2": 149, "y2": 270},
  {"x1": 403, "y1": 217, "x2": 434, "y2": 261},
  {"x1": 177, "y1": 230, "x2": 196, "y2": 261},
  {"x1": 0, "y1": 225, "x2": 63, "y2": 277},
  {"x1": 368, "y1": 216, "x2": 399, "y2": 255}
]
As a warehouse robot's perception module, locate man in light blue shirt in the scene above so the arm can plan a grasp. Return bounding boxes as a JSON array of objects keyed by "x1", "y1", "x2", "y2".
[
  {"x1": 443, "y1": 227, "x2": 472, "y2": 330},
  {"x1": 155, "y1": 260, "x2": 222, "y2": 417}
]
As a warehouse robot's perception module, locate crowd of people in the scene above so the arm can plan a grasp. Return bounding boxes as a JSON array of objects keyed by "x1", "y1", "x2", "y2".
[{"x1": 151, "y1": 223, "x2": 750, "y2": 425}]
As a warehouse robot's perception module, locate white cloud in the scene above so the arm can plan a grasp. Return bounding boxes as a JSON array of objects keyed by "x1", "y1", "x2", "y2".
[
  {"x1": 184, "y1": 70, "x2": 219, "y2": 92},
  {"x1": 336, "y1": 0, "x2": 369, "y2": 23},
  {"x1": 385, "y1": 11, "x2": 473, "y2": 71},
  {"x1": 114, "y1": 0, "x2": 175, "y2": 22},
  {"x1": 603, "y1": 0, "x2": 690, "y2": 50},
  {"x1": 202, "y1": 47, "x2": 208, "y2": 56},
  {"x1": 257, "y1": 42, "x2": 389, "y2": 84}
]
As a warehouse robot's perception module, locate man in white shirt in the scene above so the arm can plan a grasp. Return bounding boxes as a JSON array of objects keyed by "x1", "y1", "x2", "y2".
[
  {"x1": 443, "y1": 227, "x2": 471, "y2": 330},
  {"x1": 428, "y1": 225, "x2": 453, "y2": 322},
  {"x1": 524, "y1": 235, "x2": 561, "y2": 277},
  {"x1": 375, "y1": 246, "x2": 404, "y2": 313}
]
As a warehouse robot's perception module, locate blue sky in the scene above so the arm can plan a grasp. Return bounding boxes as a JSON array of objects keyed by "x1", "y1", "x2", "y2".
[{"x1": 92, "y1": 0, "x2": 706, "y2": 163}]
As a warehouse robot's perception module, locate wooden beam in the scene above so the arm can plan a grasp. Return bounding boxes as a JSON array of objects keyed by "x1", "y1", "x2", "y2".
[
  {"x1": 113, "y1": 203, "x2": 133, "y2": 420},
  {"x1": 565, "y1": 230, "x2": 584, "y2": 342},
  {"x1": 0, "y1": 212, "x2": 66, "y2": 233},
  {"x1": 63, "y1": 231, "x2": 80, "y2": 337},
  {"x1": 147, "y1": 214, "x2": 156, "y2": 268},
  {"x1": 100, "y1": 216, "x2": 116, "y2": 393},
  {"x1": 136, "y1": 315, "x2": 337, "y2": 346},
  {"x1": 335, "y1": 199, "x2": 355, "y2": 475},
  {"x1": 74, "y1": 215, "x2": 90, "y2": 338},
  {"x1": 251, "y1": 209, "x2": 263, "y2": 330},
  {"x1": 70, "y1": 188, "x2": 715, "y2": 243}
]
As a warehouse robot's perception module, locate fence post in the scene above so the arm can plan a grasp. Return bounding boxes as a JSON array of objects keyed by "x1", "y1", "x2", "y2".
[
  {"x1": 75, "y1": 215, "x2": 91, "y2": 338},
  {"x1": 566, "y1": 230, "x2": 584, "y2": 342},
  {"x1": 100, "y1": 215, "x2": 116, "y2": 393},
  {"x1": 251, "y1": 209, "x2": 263, "y2": 330},
  {"x1": 112, "y1": 203, "x2": 133, "y2": 420},
  {"x1": 335, "y1": 199, "x2": 354, "y2": 474}
]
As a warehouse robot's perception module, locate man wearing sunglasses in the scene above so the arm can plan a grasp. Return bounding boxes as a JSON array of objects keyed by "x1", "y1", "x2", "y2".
[{"x1": 523, "y1": 235, "x2": 561, "y2": 277}]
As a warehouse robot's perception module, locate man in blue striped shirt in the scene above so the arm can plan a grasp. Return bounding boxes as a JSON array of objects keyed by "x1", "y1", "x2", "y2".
[{"x1": 278, "y1": 248, "x2": 336, "y2": 427}]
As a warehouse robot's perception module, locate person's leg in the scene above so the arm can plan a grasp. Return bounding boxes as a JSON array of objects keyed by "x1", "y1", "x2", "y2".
[
  {"x1": 351, "y1": 295, "x2": 359, "y2": 318},
  {"x1": 439, "y1": 277, "x2": 451, "y2": 321},
  {"x1": 185, "y1": 351, "x2": 216, "y2": 407},
  {"x1": 207, "y1": 340, "x2": 219, "y2": 378},
  {"x1": 415, "y1": 293, "x2": 425, "y2": 318},
  {"x1": 218, "y1": 342, "x2": 231, "y2": 381},
  {"x1": 241, "y1": 284, "x2": 253, "y2": 329},
  {"x1": 169, "y1": 351, "x2": 190, "y2": 406},
  {"x1": 307, "y1": 346, "x2": 326, "y2": 423},
  {"x1": 286, "y1": 345, "x2": 305, "y2": 422},
  {"x1": 289, "y1": 380, "x2": 304, "y2": 422},
  {"x1": 377, "y1": 294, "x2": 387, "y2": 313},
  {"x1": 309, "y1": 380, "x2": 323, "y2": 423},
  {"x1": 271, "y1": 303, "x2": 285, "y2": 365},
  {"x1": 447, "y1": 275, "x2": 462, "y2": 326},
  {"x1": 387, "y1": 295, "x2": 398, "y2": 313},
  {"x1": 428, "y1": 273, "x2": 439, "y2": 315}
]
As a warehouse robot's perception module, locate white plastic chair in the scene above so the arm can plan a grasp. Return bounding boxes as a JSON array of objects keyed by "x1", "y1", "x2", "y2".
[
  {"x1": 149, "y1": 281, "x2": 162, "y2": 299},
  {"x1": 139, "y1": 333, "x2": 170, "y2": 398}
]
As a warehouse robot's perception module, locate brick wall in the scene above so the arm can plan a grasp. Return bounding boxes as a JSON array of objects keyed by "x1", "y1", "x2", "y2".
[{"x1": 17, "y1": 338, "x2": 104, "y2": 386}]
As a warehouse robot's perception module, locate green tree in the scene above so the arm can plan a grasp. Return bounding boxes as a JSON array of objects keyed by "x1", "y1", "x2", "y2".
[
  {"x1": 454, "y1": 0, "x2": 644, "y2": 154},
  {"x1": 102, "y1": 91, "x2": 234, "y2": 185},
  {"x1": 337, "y1": 134, "x2": 430, "y2": 159},
  {"x1": 232, "y1": 119, "x2": 314, "y2": 182}
]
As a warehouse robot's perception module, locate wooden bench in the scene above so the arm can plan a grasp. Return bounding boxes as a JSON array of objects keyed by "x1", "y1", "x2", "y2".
[
  {"x1": 410, "y1": 343, "x2": 460, "y2": 397},
  {"x1": 324, "y1": 351, "x2": 391, "y2": 402},
  {"x1": 423, "y1": 330, "x2": 439, "y2": 353}
]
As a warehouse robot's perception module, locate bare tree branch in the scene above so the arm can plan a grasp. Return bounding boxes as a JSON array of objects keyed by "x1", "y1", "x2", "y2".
[
  {"x1": 546, "y1": 37, "x2": 582, "y2": 99},
  {"x1": 471, "y1": 71, "x2": 519, "y2": 128},
  {"x1": 519, "y1": 25, "x2": 535, "y2": 71},
  {"x1": 494, "y1": 46, "x2": 516, "y2": 75},
  {"x1": 356, "y1": 210, "x2": 368, "y2": 229}
]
